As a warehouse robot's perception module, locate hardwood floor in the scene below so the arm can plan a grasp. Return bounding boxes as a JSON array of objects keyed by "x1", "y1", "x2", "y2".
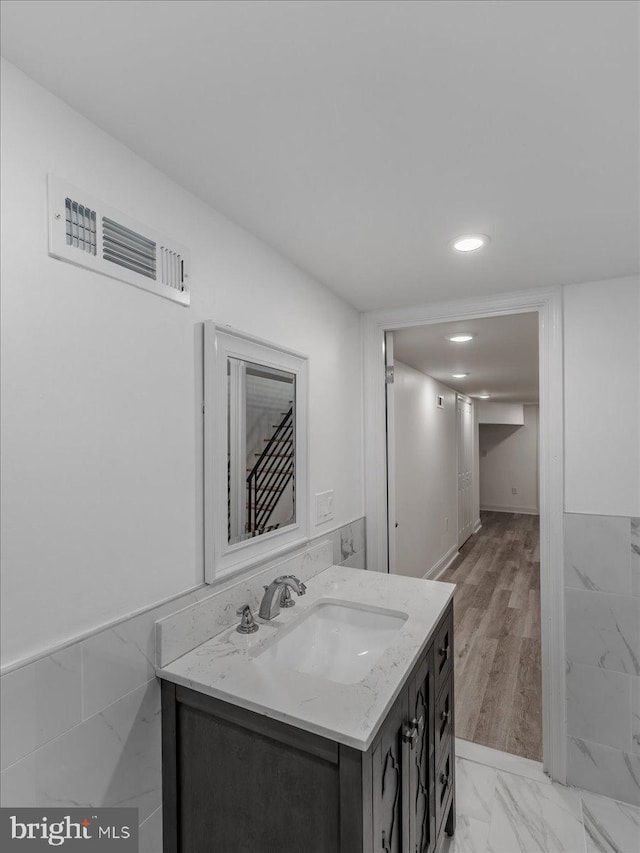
[{"x1": 440, "y1": 511, "x2": 542, "y2": 761}]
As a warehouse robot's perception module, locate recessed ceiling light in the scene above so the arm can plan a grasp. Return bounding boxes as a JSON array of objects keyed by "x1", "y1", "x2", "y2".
[
  {"x1": 451, "y1": 234, "x2": 490, "y2": 252},
  {"x1": 477, "y1": 394, "x2": 491, "y2": 399},
  {"x1": 446, "y1": 333, "x2": 475, "y2": 343},
  {"x1": 452, "y1": 373, "x2": 469, "y2": 379}
]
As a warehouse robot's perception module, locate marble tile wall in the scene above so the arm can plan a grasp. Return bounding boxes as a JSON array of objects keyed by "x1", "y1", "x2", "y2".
[
  {"x1": 564, "y1": 513, "x2": 640, "y2": 806},
  {"x1": 0, "y1": 517, "x2": 365, "y2": 851}
]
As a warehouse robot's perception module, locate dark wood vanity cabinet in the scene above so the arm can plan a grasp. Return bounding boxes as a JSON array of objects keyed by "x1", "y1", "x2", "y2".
[{"x1": 161, "y1": 602, "x2": 454, "y2": 853}]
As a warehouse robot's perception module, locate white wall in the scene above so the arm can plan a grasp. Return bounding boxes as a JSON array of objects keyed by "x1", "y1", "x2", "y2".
[
  {"x1": 479, "y1": 404, "x2": 539, "y2": 514},
  {"x1": 477, "y1": 401, "x2": 524, "y2": 425},
  {"x1": 393, "y1": 361, "x2": 458, "y2": 579},
  {"x1": 564, "y1": 276, "x2": 640, "y2": 516},
  {"x1": 0, "y1": 60, "x2": 363, "y2": 668}
]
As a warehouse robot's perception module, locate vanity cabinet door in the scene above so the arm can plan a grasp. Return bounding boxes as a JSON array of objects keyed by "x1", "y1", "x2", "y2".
[
  {"x1": 371, "y1": 692, "x2": 407, "y2": 853},
  {"x1": 407, "y1": 650, "x2": 435, "y2": 853}
]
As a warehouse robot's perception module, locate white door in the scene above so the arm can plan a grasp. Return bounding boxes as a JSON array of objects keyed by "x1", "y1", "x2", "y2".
[
  {"x1": 384, "y1": 331, "x2": 397, "y2": 573},
  {"x1": 457, "y1": 396, "x2": 474, "y2": 547}
]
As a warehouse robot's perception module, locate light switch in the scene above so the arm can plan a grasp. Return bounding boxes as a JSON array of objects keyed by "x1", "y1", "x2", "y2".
[{"x1": 316, "y1": 490, "x2": 335, "y2": 524}]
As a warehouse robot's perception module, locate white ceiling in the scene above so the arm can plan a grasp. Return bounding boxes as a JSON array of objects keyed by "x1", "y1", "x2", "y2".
[
  {"x1": 393, "y1": 313, "x2": 539, "y2": 402},
  {"x1": 1, "y1": 1, "x2": 638, "y2": 311}
]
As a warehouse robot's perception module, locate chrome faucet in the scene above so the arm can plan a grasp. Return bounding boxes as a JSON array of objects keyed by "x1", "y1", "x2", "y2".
[{"x1": 259, "y1": 575, "x2": 307, "y2": 620}]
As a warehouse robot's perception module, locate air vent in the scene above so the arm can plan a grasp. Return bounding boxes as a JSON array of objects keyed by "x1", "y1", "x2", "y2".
[
  {"x1": 103, "y1": 217, "x2": 156, "y2": 280},
  {"x1": 48, "y1": 176, "x2": 190, "y2": 306},
  {"x1": 65, "y1": 198, "x2": 97, "y2": 254}
]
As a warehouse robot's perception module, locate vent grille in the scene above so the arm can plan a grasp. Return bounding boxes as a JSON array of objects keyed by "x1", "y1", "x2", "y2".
[
  {"x1": 160, "y1": 247, "x2": 185, "y2": 291},
  {"x1": 49, "y1": 176, "x2": 190, "y2": 306},
  {"x1": 103, "y1": 217, "x2": 156, "y2": 280},
  {"x1": 65, "y1": 198, "x2": 97, "y2": 255}
]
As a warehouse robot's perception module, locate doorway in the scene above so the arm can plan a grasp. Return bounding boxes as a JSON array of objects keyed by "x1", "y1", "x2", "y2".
[
  {"x1": 386, "y1": 314, "x2": 542, "y2": 760},
  {"x1": 364, "y1": 288, "x2": 566, "y2": 782}
]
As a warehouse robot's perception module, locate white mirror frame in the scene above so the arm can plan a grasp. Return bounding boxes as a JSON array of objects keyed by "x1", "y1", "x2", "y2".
[{"x1": 204, "y1": 322, "x2": 309, "y2": 582}]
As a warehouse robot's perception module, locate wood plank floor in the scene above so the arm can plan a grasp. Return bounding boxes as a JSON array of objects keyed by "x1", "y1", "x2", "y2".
[{"x1": 440, "y1": 511, "x2": 542, "y2": 761}]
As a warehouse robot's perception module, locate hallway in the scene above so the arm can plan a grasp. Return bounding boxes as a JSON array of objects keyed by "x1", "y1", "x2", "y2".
[{"x1": 440, "y1": 511, "x2": 542, "y2": 761}]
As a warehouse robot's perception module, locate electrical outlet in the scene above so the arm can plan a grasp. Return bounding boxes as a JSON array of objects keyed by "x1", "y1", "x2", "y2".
[
  {"x1": 315, "y1": 490, "x2": 335, "y2": 524},
  {"x1": 512, "y1": 487, "x2": 518, "y2": 495}
]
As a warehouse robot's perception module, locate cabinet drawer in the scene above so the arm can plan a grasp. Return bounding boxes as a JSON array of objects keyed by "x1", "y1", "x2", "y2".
[
  {"x1": 435, "y1": 678, "x2": 453, "y2": 766},
  {"x1": 434, "y1": 607, "x2": 453, "y2": 697},
  {"x1": 435, "y1": 739, "x2": 454, "y2": 835}
]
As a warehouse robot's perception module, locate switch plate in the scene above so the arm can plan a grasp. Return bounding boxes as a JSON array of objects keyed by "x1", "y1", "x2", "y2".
[{"x1": 316, "y1": 490, "x2": 335, "y2": 524}]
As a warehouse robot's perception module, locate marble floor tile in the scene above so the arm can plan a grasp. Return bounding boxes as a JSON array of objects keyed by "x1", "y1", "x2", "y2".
[
  {"x1": 581, "y1": 791, "x2": 640, "y2": 853},
  {"x1": 442, "y1": 814, "x2": 491, "y2": 853},
  {"x1": 487, "y1": 770, "x2": 585, "y2": 852},
  {"x1": 454, "y1": 756, "x2": 497, "y2": 823},
  {"x1": 455, "y1": 738, "x2": 550, "y2": 786}
]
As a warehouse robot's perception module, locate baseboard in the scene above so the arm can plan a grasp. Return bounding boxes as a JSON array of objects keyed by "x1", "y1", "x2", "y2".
[
  {"x1": 480, "y1": 505, "x2": 539, "y2": 516},
  {"x1": 473, "y1": 518, "x2": 482, "y2": 534},
  {"x1": 423, "y1": 544, "x2": 459, "y2": 581}
]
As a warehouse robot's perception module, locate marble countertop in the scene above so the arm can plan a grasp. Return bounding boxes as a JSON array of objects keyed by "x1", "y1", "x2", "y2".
[{"x1": 156, "y1": 565, "x2": 455, "y2": 751}]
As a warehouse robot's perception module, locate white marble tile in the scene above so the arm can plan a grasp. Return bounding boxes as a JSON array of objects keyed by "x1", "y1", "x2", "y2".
[
  {"x1": 566, "y1": 662, "x2": 632, "y2": 751},
  {"x1": 565, "y1": 589, "x2": 640, "y2": 676},
  {"x1": 567, "y1": 737, "x2": 640, "y2": 808},
  {"x1": 82, "y1": 598, "x2": 183, "y2": 718},
  {"x1": 338, "y1": 518, "x2": 366, "y2": 562},
  {"x1": 565, "y1": 515, "x2": 631, "y2": 595},
  {"x1": 455, "y1": 757, "x2": 497, "y2": 823},
  {"x1": 455, "y1": 738, "x2": 550, "y2": 786},
  {"x1": 30, "y1": 679, "x2": 161, "y2": 821},
  {"x1": 341, "y1": 549, "x2": 366, "y2": 570},
  {"x1": 0, "y1": 754, "x2": 36, "y2": 807},
  {"x1": 156, "y1": 539, "x2": 333, "y2": 666},
  {"x1": 0, "y1": 644, "x2": 82, "y2": 771},
  {"x1": 139, "y1": 806, "x2": 163, "y2": 853},
  {"x1": 633, "y1": 678, "x2": 640, "y2": 756},
  {"x1": 631, "y1": 519, "x2": 640, "y2": 598},
  {"x1": 581, "y1": 791, "x2": 640, "y2": 853},
  {"x1": 441, "y1": 814, "x2": 491, "y2": 853},
  {"x1": 487, "y1": 770, "x2": 585, "y2": 852}
]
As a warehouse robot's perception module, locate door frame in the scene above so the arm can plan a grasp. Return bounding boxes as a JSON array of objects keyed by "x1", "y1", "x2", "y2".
[
  {"x1": 362, "y1": 286, "x2": 566, "y2": 783},
  {"x1": 456, "y1": 394, "x2": 474, "y2": 549}
]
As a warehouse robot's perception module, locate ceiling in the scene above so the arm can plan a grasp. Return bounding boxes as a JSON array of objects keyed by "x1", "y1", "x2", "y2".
[
  {"x1": 1, "y1": 1, "x2": 638, "y2": 311},
  {"x1": 393, "y1": 313, "x2": 539, "y2": 402}
]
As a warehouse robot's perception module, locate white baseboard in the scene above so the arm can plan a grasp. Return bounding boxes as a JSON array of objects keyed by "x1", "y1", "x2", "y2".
[
  {"x1": 423, "y1": 544, "x2": 459, "y2": 581},
  {"x1": 473, "y1": 518, "x2": 482, "y2": 534},
  {"x1": 480, "y1": 505, "x2": 539, "y2": 516}
]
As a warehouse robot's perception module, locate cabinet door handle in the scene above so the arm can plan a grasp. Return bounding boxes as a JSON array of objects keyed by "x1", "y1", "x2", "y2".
[
  {"x1": 402, "y1": 715, "x2": 423, "y2": 745},
  {"x1": 440, "y1": 773, "x2": 451, "y2": 788},
  {"x1": 439, "y1": 644, "x2": 450, "y2": 658},
  {"x1": 440, "y1": 710, "x2": 450, "y2": 722}
]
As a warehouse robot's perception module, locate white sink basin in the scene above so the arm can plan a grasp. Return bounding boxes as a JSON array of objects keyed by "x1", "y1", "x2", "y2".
[{"x1": 256, "y1": 600, "x2": 407, "y2": 684}]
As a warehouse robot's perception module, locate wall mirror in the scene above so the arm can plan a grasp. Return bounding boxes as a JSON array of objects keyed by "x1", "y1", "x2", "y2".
[{"x1": 204, "y1": 323, "x2": 309, "y2": 581}]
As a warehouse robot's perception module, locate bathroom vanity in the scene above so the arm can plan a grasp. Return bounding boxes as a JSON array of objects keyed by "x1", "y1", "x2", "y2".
[{"x1": 157, "y1": 565, "x2": 455, "y2": 853}]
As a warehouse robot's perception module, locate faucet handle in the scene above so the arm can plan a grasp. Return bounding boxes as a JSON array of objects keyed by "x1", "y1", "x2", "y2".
[{"x1": 236, "y1": 604, "x2": 259, "y2": 634}]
